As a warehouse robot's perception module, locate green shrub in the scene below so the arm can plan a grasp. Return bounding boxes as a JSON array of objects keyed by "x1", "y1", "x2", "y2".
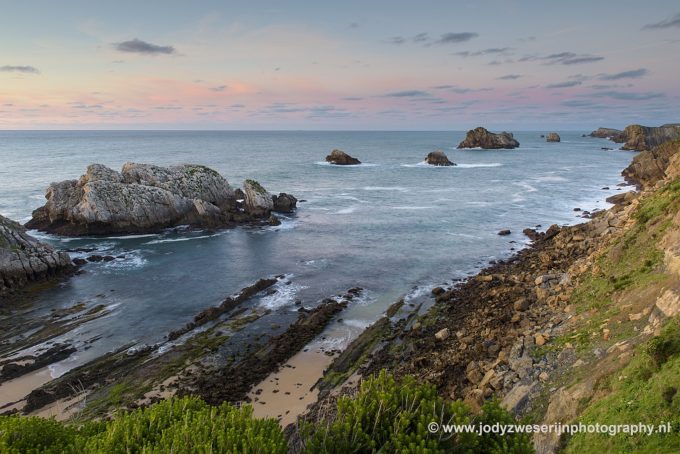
[
  {"x1": 0, "y1": 397, "x2": 286, "y2": 454},
  {"x1": 0, "y1": 415, "x2": 78, "y2": 454},
  {"x1": 301, "y1": 370, "x2": 532, "y2": 453},
  {"x1": 84, "y1": 397, "x2": 287, "y2": 453}
]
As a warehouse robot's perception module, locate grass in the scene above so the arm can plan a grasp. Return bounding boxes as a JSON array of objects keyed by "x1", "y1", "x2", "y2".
[
  {"x1": 549, "y1": 179, "x2": 680, "y2": 354},
  {"x1": 245, "y1": 179, "x2": 267, "y2": 195},
  {"x1": 563, "y1": 317, "x2": 680, "y2": 453}
]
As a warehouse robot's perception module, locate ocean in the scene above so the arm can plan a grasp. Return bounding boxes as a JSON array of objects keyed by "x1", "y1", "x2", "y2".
[{"x1": 0, "y1": 130, "x2": 635, "y2": 376}]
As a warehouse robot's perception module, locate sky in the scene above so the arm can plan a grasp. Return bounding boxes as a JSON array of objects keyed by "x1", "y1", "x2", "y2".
[{"x1": 1, "y1": 0, "x2": 679, "y2": 130}]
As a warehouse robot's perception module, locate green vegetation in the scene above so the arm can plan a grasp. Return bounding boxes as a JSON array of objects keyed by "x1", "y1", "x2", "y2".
[
  {"x1": 564, "y1": 317, "x2": 680, "y2": 453},
  {"x1": 245, "y1": 179, "x2": 267, "y2": 195},
  {"x1": 548, "y1": 179, "x2": 680, "y2": 353},
  {"x1": 0, "y1": 397, "x2": 287, "y2": 453},
  {"x1": 0, "y1": 372, "x2": 530, "y2": 453},
  {"x1": 301, "y1": 370, "x2": 532, "y2": 453}
]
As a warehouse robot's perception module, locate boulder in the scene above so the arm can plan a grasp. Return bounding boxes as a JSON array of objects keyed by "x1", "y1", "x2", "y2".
[
  {"x1": 620, "y1": 124, "x2": 680, "y2": 151},
  {"x1": 546, "y1": 132, "x2": 561, "y2": 142},
  {"x1": 1, "y1": 214, "x2": 73, "y2": 294},
  {"x1": 425, "y1": 150, "x2": 456, "y2": 166},
  {"x1": 272, "y1": 193, "x2": 298, "y2": 213},
  {"x1": 325, "y1": 149, "x2": 361, "y2": 165},
  {"x1": 26, "y1": 163, "x2": 293, "y2": 235},
  {"x1": 457, "y1": 127, "x2": 519, "y2": 149},
  {"x1": 243, "y1": 179, "x2": 274, "y2": 217}
]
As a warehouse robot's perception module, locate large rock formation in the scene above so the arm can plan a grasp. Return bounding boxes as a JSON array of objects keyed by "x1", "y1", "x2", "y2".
[
  {"x1": 620, "y1": 124, "x2": 680, "y2": 151},
  {"x1": 425, "y1": 150, "x2": 456, "y2": 166},
  {"x1": 589, "y1": 127, "x2": 623, "y2": 140},
  {"x1": 325, "y1": 149, "x2": 361, "y2": 165},
  {"x1": 622, "y1": 140, "x2": 680, "y2": 188},
  {"x1": 546, "y1": 133, "x2": 561, "y2": 143},
  {"x1": 457, "y1": 127, "x2": 520, "y2": 149},
  {"x1": 1, "y1": 215, "x2": 73, "y2": 294},
  {"x1": 26, "y1": 163, "x2": 296, "y2": 236}
]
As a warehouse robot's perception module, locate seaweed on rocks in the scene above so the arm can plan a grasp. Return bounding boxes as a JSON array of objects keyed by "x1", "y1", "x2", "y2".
[{"x1": 184, "y1": 298, "x2": 348, "y2": 405}]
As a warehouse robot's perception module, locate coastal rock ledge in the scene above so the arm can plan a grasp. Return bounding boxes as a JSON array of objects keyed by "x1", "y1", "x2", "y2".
[
  {"x1": 26, "y1": 163, "x2": 296, "y2": 236},
  {"x1": 1, "y1": 214, "x2": 73, "y2": 294},
  {"x1": 457, "y1": 127, "x2": 520, "y2": 149}
]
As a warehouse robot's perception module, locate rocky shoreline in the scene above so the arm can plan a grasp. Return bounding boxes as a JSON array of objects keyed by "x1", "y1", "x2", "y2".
[
  {"x1": 0, "y1": 214, "x2": 74, "y2": 295},
  {"x1": 293, "y1": 138, "x2": 680, "y2": 453}
]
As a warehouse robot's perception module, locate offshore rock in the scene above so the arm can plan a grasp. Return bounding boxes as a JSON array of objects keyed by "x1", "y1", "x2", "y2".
[
  {"x1": 1, "y1": 214, "x2": 73, "y2": 294},
  {"x1": 546, "y1": 133, "x2": 561, "y2": 142},
  {"x1": 457, "y1": 127, "x2": 520, "y2": 149},
  {"x1": 325, "y1": 149, "x2": 361, "y2": 165},
  {"x1": 26, "y1": 163, "x2": 295, "y2": 235},
  {"x1": 425, "y1": 150, "x2": 456, "y2": 166}
]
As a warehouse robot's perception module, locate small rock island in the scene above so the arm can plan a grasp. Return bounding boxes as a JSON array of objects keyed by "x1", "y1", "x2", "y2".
[
  {"x1": 425, "y1": 150, "x2": 456, "y2": 166},
  {"x1": 546, "y1": 133, "x2": 561, "y2": 142},
  {"x1": 325, "y1": 149, "x2": 361, "y2": 165},
  {"x1": 457, "y1": 127, "x2": 520, "y2": 149},
  {"x1": 26, "y1": 163, "x2": 296, "y2": 236}
]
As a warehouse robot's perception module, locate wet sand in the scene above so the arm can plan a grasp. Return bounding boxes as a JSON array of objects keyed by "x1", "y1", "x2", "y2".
[
  {"x1": 247, "y1": 345, "x2": 335, "y2": 427},
  {"x1": 0, "y1": 366, "x2": 54, "y2": 412}
]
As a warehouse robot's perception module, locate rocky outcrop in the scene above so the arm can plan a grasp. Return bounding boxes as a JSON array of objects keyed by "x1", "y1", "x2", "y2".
[
  {"x1": 272, "y1": 193, "x2": 298, "y2": 213},
  {"x1": 26, "y1": 163, "x2": 296, "y2": 236},
  {"x1": 325, "y1": 149, "x2": 361, "y2": 165},
  {"x1": 589, "y1": 127, "x2": 623, "y2": 140},
  {"x1": 546, "y1": 133, "x2": 560, "y2": 143},
  {"x1": 425, "y1": 150, "x2": 456, "y2": 166},
  {"x1": 622, "y1": 140, "x2": 680, "y2": 188},
  {"x1": 620, "y1": 124, "x2": 680, "y2": 151},
  {"x1": 457, "y1": 127, "x2": 519, "y2": 149},
  {"x1": 1, "y1": 214, "x2": 73, "y2": 294}
]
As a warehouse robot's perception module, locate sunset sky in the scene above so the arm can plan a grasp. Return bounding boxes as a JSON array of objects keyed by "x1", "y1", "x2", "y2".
[{"x1": 1, "y1": 0, "x2": 679, "y2": 130}]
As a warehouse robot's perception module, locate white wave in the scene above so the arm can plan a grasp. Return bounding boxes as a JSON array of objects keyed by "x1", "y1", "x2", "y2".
[
  {"x1": 457, "y1": 163, "x2": 502, "y2": 168},
  {"x1": 341, "y1": 319, "x2": 371, "y2": 329},
  {"x1": 362, "y1": 186, "x2": 409, "y2": 192},
  {"x1": 267, "y1": 218, "x2": 296, "y2": 231},
  {"x1": 465, "y1": 201, "x2": 492, "y2": 207},
  {"x1": 259, "y1": 281, "x2": 308, "y2": 310},
  {"x1": 145, "y1": 232, "x2": 224, "y2": 244},
  {"x1": 103, "y1": 233, "x2": 160, "y2": 240},
  {"x1": 513, "y1": 181, "x2": 538, "y2": 193},
  {"x1": 315, "y1": 161, "x2": 377, "y2": 167},
  {"x1": 336, "y1": 207, "x2": 357, "y2": 214},
  {"x1": 391, "y1": 206, "x2": 436, "y2": 210},
  {"x1": 446, "y1": 232, "x2": 483, "y2": 239},
  {"x1": 103, "y1": 253, "x2": 147, "y2": 270},
  {"x1": 401, "y1": 161, "x2": 456, "y2": 168},
  {"x1": 533, "y1": 175, "x2": 568, "y2": 182}
]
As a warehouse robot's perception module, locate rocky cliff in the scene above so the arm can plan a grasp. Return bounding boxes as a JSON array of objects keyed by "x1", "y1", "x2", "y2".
[
  {"x1": 622, "y1": 139, "x2": 680, "y2": 187},
  {"x1": 457, "y1": 127, "x2": 520, "y2": 149},
  {"x1": 620, "y1": 123, "x2": 680, "y2": 151},
  {"x1": 26, "y1": 163, "x2": 296, "y2": 236},
  {"x1": 1, "y1": 214, "x2": 73, "y2": 295}
]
